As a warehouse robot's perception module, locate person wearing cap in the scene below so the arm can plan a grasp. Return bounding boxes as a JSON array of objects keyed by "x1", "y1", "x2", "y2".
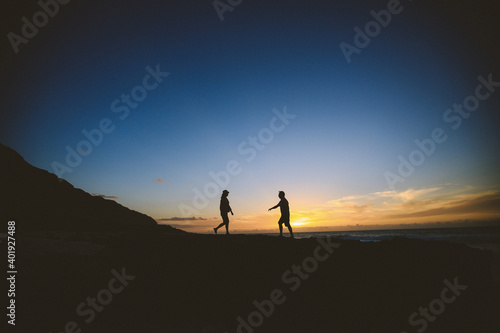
[
  {"x1": 214, "y1": 190, "x2": 233, "y2": 235},
  {"x1": 268, "y1": 191, "x2": 294, "y2": 238}
]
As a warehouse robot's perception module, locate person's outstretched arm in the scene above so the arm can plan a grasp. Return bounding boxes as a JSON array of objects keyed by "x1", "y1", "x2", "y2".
[{"x1": 268, "y1": 203, "x2": 280, "y2": 211}]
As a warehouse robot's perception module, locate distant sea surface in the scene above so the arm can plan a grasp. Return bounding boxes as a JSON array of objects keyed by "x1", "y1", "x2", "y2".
[{"x1": 263, "y1": 226, "x2": 500, "y2": 252}]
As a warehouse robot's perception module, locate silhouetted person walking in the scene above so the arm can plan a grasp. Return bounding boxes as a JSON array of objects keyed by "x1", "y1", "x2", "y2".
[
  {"x1": 269, "y1": 191, "x2": 294, "y2": 238},
  {"x1": 214, "y1": 190, "x2": 233, "y2": 235}
]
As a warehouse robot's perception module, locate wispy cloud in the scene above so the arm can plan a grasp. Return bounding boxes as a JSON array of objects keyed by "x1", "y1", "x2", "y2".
[
  {"x1": 153, "y1": 178, "x2": 172, "y2": 183},
  {"x1": 167, "y1": 224, "x2": 204, "y2": 229},
  {"x1": 327, "y1": 200, "x2": 373, "y2": 214},
  {"x1": 157, "y1": 216, "x2": 219, "y2": 231},
  {"x1": 387, "y1": 191, "x2": 500, "y2": 219},
  {"x1": 158, "y1": 216, "x2": 208, "y2": 221},
  {"x1": 92, "y1": 193, "x2": 119, "y2": 199},
  {"x1": 373, "y1": 187, "x2": 441, "y2": 201},
  {"x1": 302, "y1": 185, "x2": 500, "y2": 228}
]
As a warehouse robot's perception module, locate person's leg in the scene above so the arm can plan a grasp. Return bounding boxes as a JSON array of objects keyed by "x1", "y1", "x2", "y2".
[
  {"x1": 214, "y1": 223, "x2": 224, "y2": 234},
  {"x1": 283, "y1": 216, "x2": 293, "y2": 238},
  {"x1": 222, "y1": 212, "x2": 230, "y2": 234},
  {"x1": 278, "y1": 222, "x2": 283, "y2": 236},
  {"x1": 215, "y1": 213, "x2": 227, "y2": 234}
]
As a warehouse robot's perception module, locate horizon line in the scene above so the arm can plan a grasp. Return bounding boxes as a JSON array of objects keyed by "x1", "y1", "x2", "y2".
[{"x1": 160, "y1": 219, "x2": 500, "y2": 233}]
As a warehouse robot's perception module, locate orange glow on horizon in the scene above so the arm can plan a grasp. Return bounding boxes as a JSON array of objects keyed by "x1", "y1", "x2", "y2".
[{"x1": 157, "y1": 185, "x2": 500, "y2": 233}]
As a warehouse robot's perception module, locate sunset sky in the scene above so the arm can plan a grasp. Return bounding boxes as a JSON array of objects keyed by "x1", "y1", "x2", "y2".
[{"x1": 1, "y1": 0, "x2": 499, "y2": 233}]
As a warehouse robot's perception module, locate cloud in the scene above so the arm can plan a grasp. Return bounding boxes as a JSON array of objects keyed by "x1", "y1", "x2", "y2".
[
  {"x1": 326, "y1": 196, "x2": 374, "y2": 214},
  {"x1": 373, "y1": 187, "x2": 441, "y2": 201},
  {"x1": 337, "y1": 194, "x2": 368, "y2": 201},
  {"x1": 153, "y1": 178, "x2": 172, "y2": 183},
  {"x1": 400, "y1": 199, "x2": 437, "y2": 209},
  {"x1": 327, "y1": 188, "x2": 441, "y2": 208},
  {"x1": 350, "y1": 203, "x2": 373, "y2": 213},
  {"x1": 388, "y1": 191, "x2": 500, "y2": 219},
  {"x1": 328, "y1": 187, "x2": 446, "y2": 214},
  {"x1": 157, "y1": 217, "x2": 217, "y2": 231},
  {"x1": 167, "y1": 224, "x2": 204, "y2": 229},
  {"x1": 329, "y1": 201, "x2": 373, "y2": 214},
  {"x1": 92, "y1": 193, "x2": 119, "y2": 199},
  {"x1": 158, "y1": 217, "x2": 208, "y2": 221},
  {"x1": 298, "y1": 185, "x2": 500, "y2": 228}
]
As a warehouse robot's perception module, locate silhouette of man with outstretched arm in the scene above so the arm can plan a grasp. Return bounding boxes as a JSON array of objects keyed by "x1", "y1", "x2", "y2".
[
  {"x1": 268, "y1": 191, "x2": 294, "y2": 238},
  {"x1": 214, "y1": 190, "x2": 233, "y2": 235}
]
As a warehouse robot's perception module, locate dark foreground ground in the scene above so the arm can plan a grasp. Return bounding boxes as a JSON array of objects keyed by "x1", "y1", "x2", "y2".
[{"x1": 10, "y1": 226, "x2": 500, "y2": 333}]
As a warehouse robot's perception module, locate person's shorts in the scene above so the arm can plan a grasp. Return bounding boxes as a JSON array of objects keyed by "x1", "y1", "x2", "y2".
[
  {"x1": 221, "y1": 212, "x2": 229, "y2": 224},
  {"x1": 278, "y1": 216, "x2": 290, "y2": 227}
]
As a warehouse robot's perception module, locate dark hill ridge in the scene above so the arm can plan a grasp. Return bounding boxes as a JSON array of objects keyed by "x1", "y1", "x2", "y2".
[{"x1": 0, "y1": 143, "x2": 181, "y2": 232}]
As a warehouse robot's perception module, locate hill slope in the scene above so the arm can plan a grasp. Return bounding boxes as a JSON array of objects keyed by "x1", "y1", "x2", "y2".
[{"x1": 0, "y1": 143, "x2": 176, "y2": 232}]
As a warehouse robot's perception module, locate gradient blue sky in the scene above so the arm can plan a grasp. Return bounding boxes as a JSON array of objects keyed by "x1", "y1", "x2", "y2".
[{"x1": 1, "y1": 0, "x2": 499, "y2": 232}]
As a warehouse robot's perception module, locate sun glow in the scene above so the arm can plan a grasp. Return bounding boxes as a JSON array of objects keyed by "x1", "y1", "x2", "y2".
[{"x1": 291, "y1": 217, "x2": 310, "y2": 227}]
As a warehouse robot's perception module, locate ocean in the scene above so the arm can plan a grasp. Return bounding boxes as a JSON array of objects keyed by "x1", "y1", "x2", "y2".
[{"x1": 270, "y1": 226, "x2": 500, "y2": 252}]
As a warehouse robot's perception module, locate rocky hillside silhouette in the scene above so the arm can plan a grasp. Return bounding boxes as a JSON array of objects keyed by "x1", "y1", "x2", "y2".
[{"x1": 0, "y1": 143, "x2": 180, "y2": 232}]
